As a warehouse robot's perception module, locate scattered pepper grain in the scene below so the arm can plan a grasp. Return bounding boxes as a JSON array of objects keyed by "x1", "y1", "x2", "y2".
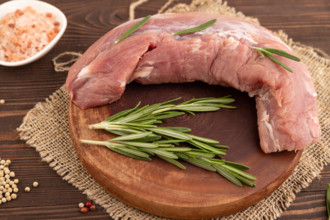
[
  {"x1": 9, "y1": 171, "x2": 15, "y2": 177},
  {"x1": 32, "y1": 181, "x2": 39, "y2": 188},
  {"x1": 89, "y1": 204, "x2": 96, "y2": 211},
  {"x1": 85, "y1": 201, "x2": 92, "y2": 208},
  {"x1": 80, "y1": 207, "x2": 88, "y2": 213},
  {"x1": 78, "y1": 202, "x2": 84, "y2": 208},
  {"x1": 24, "y1": 187, "x2": 30, "y2": 192}
]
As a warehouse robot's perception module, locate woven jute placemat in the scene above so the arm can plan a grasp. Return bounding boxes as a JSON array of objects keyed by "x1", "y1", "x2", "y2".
[{"x1": 17, "y1": 0, "x2": 330, "y2": 219}]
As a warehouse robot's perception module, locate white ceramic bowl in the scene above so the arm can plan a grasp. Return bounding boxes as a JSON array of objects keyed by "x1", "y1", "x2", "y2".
[{"x1": 0, "y1": 0, "x2": 67, "y2": 67}]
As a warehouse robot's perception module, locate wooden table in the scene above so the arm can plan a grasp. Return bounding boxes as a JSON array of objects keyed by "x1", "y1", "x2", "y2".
[{"x1": 0, "y1": 0, "x2": 329, "y2": 219}]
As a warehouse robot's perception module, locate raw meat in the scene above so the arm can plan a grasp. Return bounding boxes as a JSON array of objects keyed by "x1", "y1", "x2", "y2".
[{"x1": 66, "y1": 12, "x2": 321, "y2": 153}]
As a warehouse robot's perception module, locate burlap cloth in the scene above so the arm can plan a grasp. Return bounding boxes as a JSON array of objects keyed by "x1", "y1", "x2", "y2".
[{"x1": 17, "y1": 0, "x2": 330, "y2": 219}]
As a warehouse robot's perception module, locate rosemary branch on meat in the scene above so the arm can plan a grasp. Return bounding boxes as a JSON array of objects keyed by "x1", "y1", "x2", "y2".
[
  {"x1": 252, "y1": 47, "x2": 301, "y2": 73},
  {"x1": 115, "y1": 15, "x2": 151, "y2": 44},
  {"x1": 172, "y1": 19, "x2": 217, "y2": 36},
  {"x1": 81, "y1": 97, "x2": 257, "y2": 187}
]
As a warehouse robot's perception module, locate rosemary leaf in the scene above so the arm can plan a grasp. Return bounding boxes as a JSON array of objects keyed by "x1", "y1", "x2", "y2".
[
  {"x1": 165, "y1": 127, "x2": 192, "y2": 133},
  {"x1": 196, "y1": 97, "x2": 235, "y2": 104},
  {"x1": 172, "y1": 19, "x2": 217, "y2": 36},
  {"x1": 252, "y1": 46, "x2": 300, "y2": 73},
  {"x1": 327, "y1": 184, "x2": 330, "y2": 218},
  {"x1": 189, "y1": 140, "x2": 226, "y2": 156},
  {"x1": 113, "y1": 146, "x2": 150, "y2": 158},
  {"x1": 111, "y1": 148, "x2": 152, "y2": 161},
  {"x1": 177, "y1": 153, "x2": 216, "y2": 171},
  {"x1": 148, "y1": 127, "x2": 191, "y2": 140},
  {"x1": 215, "y1": 104, "x2": 237, "y2": 109},
  {"x1": 263, "y1": 48, "x2": 300, "y2": 61},
  {"x1": 187, "y1": 134, "x2": 219, "y2": 144},
  {"x1": 106, "y1": 130, "x2": 129, "y2": 136},
  {"x1": 185, "y1": 150, "x2": 215, "y2": 158},
  {"x1": 265, "y1": 53, "x2": 294, "y2": 73},
  {"x1": 105, "y1": 102, "x2": 141, "y2": 122},
  {"x1": 158, "y1": 147, "x2": 192, "y2": 152},
  {"x1": 213, "y1": 164, "x2": 242, "y2": 186},
  {"x1": 109, "y1": 132, "x2": 153, "y2": 142},
  {"x1": 159, "y1": 97, "x2": 182, "y2": 105},
  {"x1": 224, "y1": 161, "x2": 250, "y2": 170},
  {"x1": 175, "y1": 105, "x2": 220, "y2": 112},
  {"x1": 144, "y1": 148, "x2": 178, "y2": 159},
  {"x1": 230, "y1": 171, "x2": 256, "y2": 187},
  {"x1": 155, "y1": 139, "x2": 186, "y2": 144},
  {"x1": 115, "y1": 15, "x2": 151, "y2": 44},
  {"x1": 133, "y1": 135, "x2": 162, "y2": 142},
  {"x1": 154, "y1": 111, "x2": 185, "y2": 120},
  {"x1": 117, "y1": 141, "x2": 159, "y2": 149},
  {"x1": 157, "y1": 143, "x2": 175, "y2": 148},
  {"x1": 210, "y1": 144, "x2": 230, "y2": 150},
  {"x1": 222, "y1": 164, "x2": 256, "y2": 180},
  {"x1": 157, "y1": 155, "x2": 186, "y2": 169},
  {"x1": 256, "y1": 49, "x2": 264, "y2": 59},
  {"x1": 107, "y1": 128, "x2": 144, "y2": 134},
  {"x1": 116, "y1": 122, "x2": 157, "y2": 128}
]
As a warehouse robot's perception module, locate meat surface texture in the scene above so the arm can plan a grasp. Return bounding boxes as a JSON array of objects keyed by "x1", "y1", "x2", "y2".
[{"x1": 66, "y1": 12, "x2": 321, "y2": 153}]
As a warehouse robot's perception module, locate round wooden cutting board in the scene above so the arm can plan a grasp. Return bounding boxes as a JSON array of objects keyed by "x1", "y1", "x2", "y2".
[{"x1": 68, "y1": 82, "x2": 302, "y2": 219}]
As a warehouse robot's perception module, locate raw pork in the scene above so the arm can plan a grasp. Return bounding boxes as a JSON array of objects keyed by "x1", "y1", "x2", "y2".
[{"x1": 66, "y1": 12, "x2": 321, "y2": 153}]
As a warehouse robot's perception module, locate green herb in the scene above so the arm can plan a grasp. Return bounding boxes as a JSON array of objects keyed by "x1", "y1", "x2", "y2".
[
  {"x1": 172, "y1": 19, "x2": 217, "y2": 36},
  {"x1": 115, "y1": 15, "x2": 151, "y2": 44},
  {"x1": 252, "y1": 47, "x2": 301, "y2": 73},
  {"x1": 82, "y1": 97, "x2": 256, "y2": 187},
  {"x1": 327, "y1": 184, "x2": 330, "y2": 219}
]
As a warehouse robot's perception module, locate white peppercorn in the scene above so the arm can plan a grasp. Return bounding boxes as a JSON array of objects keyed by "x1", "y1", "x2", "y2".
[
  {"x1": 11, "y1": 193, "x2": 17, "y2": 200},
  {"x1": 9, "y1": 171, "x2": 15, "y2": 177},
  {"x1": 32, "y1": 181, "x2": 39, "y2": 188}
]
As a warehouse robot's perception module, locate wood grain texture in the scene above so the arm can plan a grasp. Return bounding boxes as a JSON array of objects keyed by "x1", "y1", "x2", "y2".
[
  {"x1": 0, "y1": 0, "x2": 329, "y2": 219},
  {"x1": 69, "y1": 83, "x2": 302, "y2": 219}
]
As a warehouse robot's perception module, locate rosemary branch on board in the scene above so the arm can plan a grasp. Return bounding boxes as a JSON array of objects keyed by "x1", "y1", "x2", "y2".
[
  {"x1": 327, "y1": 184, "x2": 330, "y2": 219},
  {"x1": 81, "y1": 97, "x2": 257, "y2": 187},
  {"x1": 252, "y1": 47, "x2": 301, "y2": 73}
]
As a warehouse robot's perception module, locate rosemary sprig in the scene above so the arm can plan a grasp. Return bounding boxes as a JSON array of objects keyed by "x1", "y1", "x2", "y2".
[
  {"x1": 115, "y1": 15, "x2": 151, "y2": 44},
  {"x1": 172, "y1": 19, "x2": 217, "y2": 36},
  {"x1": 327, "y1": 184, "x2": 330, "y2": 219},
  {"x1": 252, "y1": 47, "x2": 301, "y2": 73},
  {"x1": 82, "y1": 97, "x2": 257, "y2": 187}
]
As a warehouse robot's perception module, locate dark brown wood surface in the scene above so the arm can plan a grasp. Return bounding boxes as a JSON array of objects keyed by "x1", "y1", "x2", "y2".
[{"x1": 0, "y1": 0, "x2": 329, "y2": 219}]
